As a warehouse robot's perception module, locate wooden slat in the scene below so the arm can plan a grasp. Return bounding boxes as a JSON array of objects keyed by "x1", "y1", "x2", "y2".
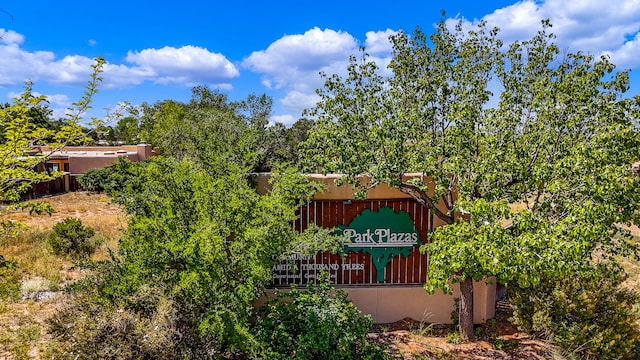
[{"x1": 271, "y1": 198, "x2": 433, "y2": 287}]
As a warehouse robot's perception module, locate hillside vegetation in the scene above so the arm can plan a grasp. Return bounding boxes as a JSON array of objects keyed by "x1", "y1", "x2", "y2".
[
  {"x1": 1, "y1": 192, "x2": 639, "y2": 359},
  {"x1": 0, "y1": 192, "x2": 125, "y2": 359}
]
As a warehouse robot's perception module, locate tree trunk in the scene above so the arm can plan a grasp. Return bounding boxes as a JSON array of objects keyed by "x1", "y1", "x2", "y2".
[{"x1": 459, "y1": 276, "x2": 475, "y2": 341}]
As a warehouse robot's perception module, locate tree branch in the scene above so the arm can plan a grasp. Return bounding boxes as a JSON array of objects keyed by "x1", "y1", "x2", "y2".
[{"x1": 398, "y1": 182, "x2": 454, "y2": 224}]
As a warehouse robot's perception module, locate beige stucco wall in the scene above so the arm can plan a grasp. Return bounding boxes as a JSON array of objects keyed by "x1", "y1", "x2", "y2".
[
  {"x1": 136, "y1": 144, "x2": 153, "y2": 160},
  {"x1": 39, "y1": 144, "x2": 156, "y2": 175},
  {"x1": 255, "y1": 173, "x2": 433, "y2": 199},
  {"x1": 347, "y1": 280, "x2": 496, "y2": 324},
  {"x1": 256, "y1": 172, "x2": 495, "y2": 324},
  {"x1": 40, "y1": 144, "x2": 152, "y2": 156},
  {"x1": 263, "y1": 279, "x2": 496, "y2": 324},
  {"x1": 254, "y1": 173, "x2": 457, "y2": 226},
  {"x1": 68, "y1": 154, "x2": 138, "y2": 175}
]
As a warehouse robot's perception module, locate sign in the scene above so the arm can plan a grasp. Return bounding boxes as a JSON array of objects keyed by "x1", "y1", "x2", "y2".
[
  {"x1": 339, "y1": 207, "x2": 419, "y2": 248},
  {"x1": 337, "y1": 207, "x2": 419, "y2": 282},
  {"x1": 271, "y1": 201, "x2": 429, "y2": 287}
]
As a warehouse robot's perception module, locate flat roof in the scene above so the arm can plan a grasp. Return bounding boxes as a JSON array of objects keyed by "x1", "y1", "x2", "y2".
[{"x1": 48, "y1": 150, "x2": 135, "y2": 159}]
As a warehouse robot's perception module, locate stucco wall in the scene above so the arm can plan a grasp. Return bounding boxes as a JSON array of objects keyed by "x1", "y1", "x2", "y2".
[
  {"x1": 347, "y1": 280, "x2": 495, "y2": 323},
  {"x1": 263, "y1": 279, "x2": 496, "y2": 324},
  {"x1": 255, "y1": 173, "x2": 458, "y2": 227},
  {"x1": 68, "y1": 154, "x2": 138, "y2": 175},
  {"x1": 256, "y1": 172, "x2": 496, "y2": 324}
]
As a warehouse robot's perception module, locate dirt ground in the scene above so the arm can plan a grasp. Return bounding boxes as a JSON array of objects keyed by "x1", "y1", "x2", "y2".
[{"x1": 370, "y1": 303, "x2": 561, "y2": 360}]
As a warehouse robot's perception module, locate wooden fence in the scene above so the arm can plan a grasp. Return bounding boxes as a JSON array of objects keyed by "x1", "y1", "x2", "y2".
[{"x1": 20, "y1": 175, "x2": 82, "y2": 200}]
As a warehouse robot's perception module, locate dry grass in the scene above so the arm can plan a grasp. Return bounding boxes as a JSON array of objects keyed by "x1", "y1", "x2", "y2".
[
  {"x1": 2, "y1": 191, "x2": 127, "y2": 233},
  {"x1": 0, "y1": 191, "x2": 126, "y2": 359},
  {"x1": 372, "y1": 314, "x2": 565, "y2": 360},
  {"x1": 2, "y1": 192, "x2": 126, "y2": 262}
]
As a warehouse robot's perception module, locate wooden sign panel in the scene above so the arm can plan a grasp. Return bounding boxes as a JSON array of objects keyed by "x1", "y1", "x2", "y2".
[{"x1": 271, "y1": 199, "x2": 433, "y2": 287}]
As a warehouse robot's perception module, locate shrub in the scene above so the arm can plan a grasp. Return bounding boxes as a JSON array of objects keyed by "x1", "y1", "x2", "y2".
[
  {"x1": 0, "y1": 254, "x2": 16, "y2": 270},
  {"x1": 0, "y1": 265, "x2": 20, "y2": 300},
  {"x1": 254, "y1": 275, "x2": 389, "y2": 359},
  {"x1": 78, "y1": 167, "x2": 109, "y2": 192},
  {"x1": 48, "y1": 218, "x2": 96, "y2": 257},
  {"x1": 48, "y1": 284, "x2": 191, "y2": 360},
  {"x1": 51, "y1": 159, "x2": 345, "y2": 358},
  {"x1": 509, "y1": 268, "x2": 640, "y2": 359},
  {"x1": 78, "y1": 158, "x2": 146, "y2": 194}
]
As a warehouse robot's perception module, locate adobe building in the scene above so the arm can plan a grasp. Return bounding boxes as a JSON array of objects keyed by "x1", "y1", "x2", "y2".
[
  {"x1": 256, "y1": 173, "x2": 496, "y2": 325},
  {"x1": 35, "y1": 144, "x2": 157, "y2": 175},
  {"x1": 20, "y1": 144, "x2": 158, "y2": 199}
]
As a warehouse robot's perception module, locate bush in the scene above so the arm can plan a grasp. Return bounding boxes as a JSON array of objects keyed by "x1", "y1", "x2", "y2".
[
  {"x1": 48, "y1": 284, "x2": 193, "y2": 360},
  {"x1": 78, "y1": 168, "x2": 109, "y2": 192},
  {"x1": 509, "y1": 268, "x2": 640, "y2": 359},
  {"x1": 0, "y1": 254, "x2": 16, "y2": 270},
  {"x1": 0, "y1": 266, "x2": 20, "y2": 300},
  {"x1": 48, "y1": 218, "x2": 96, "y2": 257},
  {"x1": 254, "y1": 276, "x2": 389, "y2": 359},
  {"x1": 78, "y1": 158, "x2": 148, "y2": 194},
  {"x1": 51, "y1": 159, "x2": 346, "y2": 358}
]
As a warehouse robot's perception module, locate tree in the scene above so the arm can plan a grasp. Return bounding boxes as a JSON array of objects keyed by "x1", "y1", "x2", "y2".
[
  {"x1": 91, "y1": 123, "x2": 115, "y2": 144},
  {"x1": 0, "y1": 85, "x2": 60, "y2": 201},
  {"x1": 112, "y1": 116, "x2": 139, "y2": 144},
  {"x1": 0, "y1": 57, "x2": 107, "y2": 201},
  {"x1": 139, "y1": 86, "x2": 305, "y2": 172},
  {"x1": 301, "y1": 18, "x2": 640, "y2": 342},
  {"x1": 0, "y1": 57, "x2": 131, "y2": 276},
  {"x1": 53, "y1": 87, "x2": 341, "y2": 356},
  {"x1": 287, "y1": 117, "x2": 315, "y2": 167},
  {"x1": 139, "y1": 86, "x2": 257, "y2": 170},
  {"x1": 50, "y1": 156, "x2": 339, "y2": 357}
]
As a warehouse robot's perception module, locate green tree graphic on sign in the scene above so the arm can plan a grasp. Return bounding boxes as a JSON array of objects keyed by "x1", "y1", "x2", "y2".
[{"x1": 338, "y1": 207, "x2": 419, "y2": 282}]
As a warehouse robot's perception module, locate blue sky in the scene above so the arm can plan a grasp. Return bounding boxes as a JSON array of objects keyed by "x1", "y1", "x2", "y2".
[{"x1": 1, "y1": 0, "x2": 639, "y2": 126}]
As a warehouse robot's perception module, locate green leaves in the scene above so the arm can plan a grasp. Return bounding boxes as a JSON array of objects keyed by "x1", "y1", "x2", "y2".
[
  {"x1": 48, "y1": 217, "x2": 97, "y2": 258},
  {"x1": 302, "y1": 17, "x2": 640, "y2": 342},
  {"x1": 0, "y1": 83, "x2": 55, "y2": 201},
  {"x1": 96, "y1": 156, "x2": 342, "y2": 354},
  {"x1": 0, "y1": 57, "x2": 112, "y2": 202},
  {"x1": 254, "y1": 276, "x2": 388, "y2": 359}
]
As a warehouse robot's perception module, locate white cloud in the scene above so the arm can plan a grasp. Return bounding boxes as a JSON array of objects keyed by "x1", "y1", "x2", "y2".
[
  {"x1": 7, "y1": 91, "x2": 71, "y2": 120},
  {"x1": 101, "y1": 63, "x2": 156, "y2": 89},
  {"x1": 245, "y1": 27, "x2": 397, "y2": 119},
  {"x1": 243, "y1": 27, "x2": 359, "y2": 91},
  {"x1": 88, "y1": 39, "x2": 97, "y2": 46},
  {"x1": 280, "y1": 90, "x2": 320, "y2": 112},
  {"x1": 126, "y1": 45, "x2": 239, "y2": 86},
  {"x1": 44, "y1": 93, "x2": 73, "y2": 120},
  {"x1": 0, "y1": 29, "x2": 24, "y2": 45},
  {"x1": 453, "y1": 0, "x2": 640, "y2": 68},
  {"x1": 0, "y1": 32, "x2": 239, "y2": 90},
  {"x1": 270, "y1": 114, "x2": 297, "y2": 126},
  {"x1": 603, "y1": 32, "x2": 640, "y2": 69},
  {"x1": 0, "y1": 45, "x2": 103, "y2": 87},
  {"x1": 364, "y1": 29, "x2": 397, "y2": 54},
  {"x1": 480, "y1": 1, "x2": 543, "y2": 42},
  {"x1": 245, "y1": 27, "x2": 357, "y2": 72},
  {"x1": 42, "y1": 93, "x2": 71, "y2": 107},
  {"x1": 45, "y1": 55, "x2": 96, "y2": 84}
]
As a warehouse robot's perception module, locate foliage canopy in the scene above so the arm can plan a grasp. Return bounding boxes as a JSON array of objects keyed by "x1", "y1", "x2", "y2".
[
  {"x1": 54, "y1": 156, "x2": 340, "y2": 357},
  {"x1": 301, "y1": 18, "x2": 640, "y2": 343}
]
